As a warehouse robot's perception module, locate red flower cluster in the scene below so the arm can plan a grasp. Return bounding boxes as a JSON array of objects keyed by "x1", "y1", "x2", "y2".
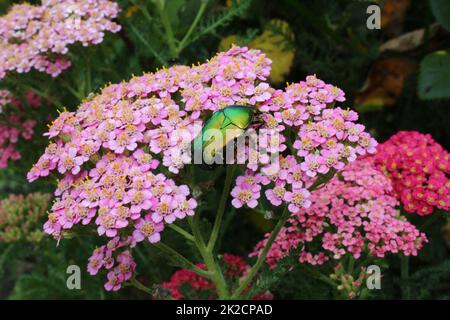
[
  {"x1": 373, "y1": 131, "x2": 449, "y2": 215},
  {"x1": 162, "y1": 254, "x2": 272, "y2": 300},
  {"x1": 162, "y1": 265, "x2": 213, "y2": 300}
]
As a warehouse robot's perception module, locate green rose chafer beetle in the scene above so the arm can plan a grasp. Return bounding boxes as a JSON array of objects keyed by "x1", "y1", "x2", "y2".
[{"x1": 192, "y1": 105, "x2": 258, "y2": 165}]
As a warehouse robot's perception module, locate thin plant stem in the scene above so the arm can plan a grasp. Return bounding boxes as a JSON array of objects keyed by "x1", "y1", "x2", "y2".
[
  {"x1": 60, "y1": 77, "x2": 85, "y2": 102},
  {"x1": 167, "y1": 223, "x2": 195, "y2": 242},
  {"x1": 231, "y1": 204, "x2": 290, "y2": 299},
  {"x1": 401, "y1": 255, "x2": 411, "y2": 300},
  {"x1": 201, "y1": 246, "x2": 230, "y2": 299},
  {"x1": 127, "y1": 21, "x2": 169, "y2": 66},
  {"x1": 298, "y1": 264, "x2": 336, "y2": 287},
  {"x1": 207, "y1": 165, "x2": 236, "y2": 251},
  {"x1": 154, "y1": 242, "x2": 211, "y2": 279},
  {"x1": 177, "y1": 0, "x2": 209, "y2": 53},
  {"x1": 129, "y1": 277, "x2": 153, "y2": 295},
  {"x1": 188, "y1": 215, "x2": 206, "y2": 248},
  {"x1": 188, "y1": 216, "x2": 230, "y2": 299},
  {"x1": 85, "y1": 55, "x2": 92, "y2": 95},
  {"x1": 230, "y1": 173, "x2": 335, "y2": 299},
  {"x1": 133, "y1": 246, "x2": 148, "y2": 265},
  {"x1": 130, "y1": 0, "x2": 165, "y2": 39},
  {"x1": 215, "y1": 207, "x2": 236, "y2": 253},
  {"x1": 348, "y1": 255, "x2": 355, "y2": 275},
  {"x1": 155, "y1": 0, "x2": 178, "y2": 59}
]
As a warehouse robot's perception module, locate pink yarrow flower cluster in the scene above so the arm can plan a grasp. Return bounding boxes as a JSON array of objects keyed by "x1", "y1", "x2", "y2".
[
  {"x1": 87, "y1": 236, "x2": 136, "y2": 291},
  {"x1": 0, "y1": 89, "x2": 39, "y2": 168},
  {"x1": 28, "y1": 46, "x2": 377, "y2": 290},
  {"x1": 0, "y1": 0, "x2": 121, "y2": 79},
  {"x1": 372, "y1": 131, "x2": 450, "y2": 216},
  {"x1": 251, "y1": 158, "x2": 427, "y2": 268},
  {"x1": 230, "y1": 75, "x2": 377, "y2": 213},
  {"x1": 27, "y1": 46, "x2": 275, "y2": 289}
]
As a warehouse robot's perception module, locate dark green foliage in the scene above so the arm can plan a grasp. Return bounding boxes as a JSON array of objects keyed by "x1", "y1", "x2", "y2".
[{"x1": 409, "y1": 259, "x2": 450, "y2": 299}]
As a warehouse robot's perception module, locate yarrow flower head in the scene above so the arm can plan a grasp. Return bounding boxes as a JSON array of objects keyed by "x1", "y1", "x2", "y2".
[
  {"x1": 0, "y1": 193, "x2": 51, "y2": 243},
  {"x1": 230, "y1": 75, "x2": 377, "y2": 214},
  {"x1": 0, "y1": 0, "x2": 121, "y2": 79},
  {"x1": 0, "y1": 89, "x2": 40, "y2": 168},
  {"x1": 28, "y1": 46, "x2": 376, "y2": 290},
  {"x1": 251, "y1": 158, "x2": 427, "y2": 268},
  {"x1": 372, "y1": 131, "x2": 450, "y2": 216},
  {"x1": 87, "y1": 236, "x2": 136, "y2": 291},
  {"x1": 162, "y1": 254, "x2": 273, "y2": 300}
]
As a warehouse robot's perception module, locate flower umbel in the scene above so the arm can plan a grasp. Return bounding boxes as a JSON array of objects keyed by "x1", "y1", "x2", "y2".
[
  {"x1": 252, "y1": 158, "x2": 427, "y2": 268},
  {"x1": 28, "y1": 46, "x2": 377, "y2": 291},
  {"x1": 0, "y1": 0, "x2": 121, "y2": 79},
  {"x1": 373, "y1": 131, "x2": 449, "y2": 215}
]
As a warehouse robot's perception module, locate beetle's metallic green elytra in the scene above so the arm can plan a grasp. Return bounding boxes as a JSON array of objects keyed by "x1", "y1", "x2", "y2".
[{"x1": 193, "y1": 105, "x2": 256, "y2": 164}]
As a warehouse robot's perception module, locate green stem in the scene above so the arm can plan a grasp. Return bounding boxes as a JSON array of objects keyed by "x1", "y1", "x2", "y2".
[
  {"x1": 203, "y1": 252, "x2": 230, "y2": 299},
  {"x1": 188, "y1": 216, "x2": 230, "y2": 299},
  {"x1": 133, "y1": 0, "x2": 166, "y2": 39},
  {"x1": 177, "y1": 0, "x2": 208, "y2": 53},
  {"x1": 286, "y1": 127, "x2": 298, "y2": 156},
  {"x1": 207, "y1": 165, "x2": 236, "y2": 251},
  {"x1": 154, "y1": 242, "x2": 211, "y2": 279},
  {"x1": 127, "y1": 21, "x2": 169, "y2": 66},
  {"x1": 167, "y1": 223, "x2": 195, "y2": 242},
  {"x1": 188, "y1": 215, "x2": 206, "y2": 248},
  {"x1": 131, "y1": 0, "x2": 157, "y2": 29},
  {"x1": 401, "y1": 255, "x2": 411, "y2": 300},
  {"x1": 85, "y1": 56, "x2": 92, "y2": 95},
  {"x1": 134, "y1": 246, "x2": 148, "y2": 264},
  {"x1": 348, "y1": 255, "x2": 355, "y2": 275},
  {"x1": 129, "y1": 277, "x2": 153, "y2": 295},
  {"x1": 215, "y1": 207, "x2": 236, "y2": 253},
  {"x1": 307, "y1": 169, "x2": 337, "y2": 191},
  {"x1": 299, "y1": 264, "x2": 336, "y2": 287},
  {"x1": 231, "y1": 204, "x2": 290, "y2": 299},
  {"x1": 60, "y1": 78, "x2": 84, "y2": 102},
  {"x1": 230, "y1": 172, "x2": 336, "y2": 299},
  {"x1": 155, "y1": 0, "x2": 178, "y2": 59}
]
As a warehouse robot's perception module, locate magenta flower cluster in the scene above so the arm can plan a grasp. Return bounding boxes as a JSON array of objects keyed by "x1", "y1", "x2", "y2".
[
  {"x1": 251, "y1": 158, "x2": 427, "y2": 268},
  {"x1": 0, "y1": 0, "x2": 121, "y2": 79},
  {"x1": 373, "y1": 131, "x2": 449, "y2": 216}
]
